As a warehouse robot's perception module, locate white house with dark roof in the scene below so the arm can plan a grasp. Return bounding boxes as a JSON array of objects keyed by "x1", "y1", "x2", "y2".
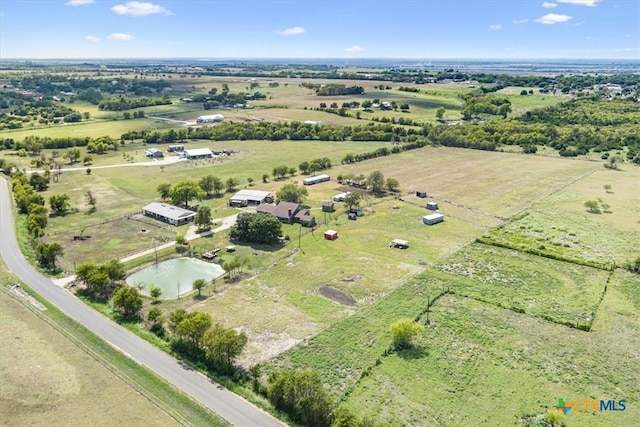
[{"x1": 142, "y1": 202, "x2": 196, "y2": 225}]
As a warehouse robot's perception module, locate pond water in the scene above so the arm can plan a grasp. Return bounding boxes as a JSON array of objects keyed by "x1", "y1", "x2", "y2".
[{"x1": 125, "y1": 257, "x2": 225, "y2": 298}]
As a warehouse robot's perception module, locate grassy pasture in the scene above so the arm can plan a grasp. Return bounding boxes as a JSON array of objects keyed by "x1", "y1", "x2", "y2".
[
  {"x1": 0, "y1": 117, "x2": 173, "y2": 140},
  {"x1": 483, "y1": 166, "x2": 640, "y2": 267},
  {"x1": 329, "y1": 146, "x2": 600, "y2": 218},
  {"x1": 436, "y1": 243, "x2": 609, "y2": 326},
  {"x1": 342, "y1": 283, "x2": 640, "y2": 427}
]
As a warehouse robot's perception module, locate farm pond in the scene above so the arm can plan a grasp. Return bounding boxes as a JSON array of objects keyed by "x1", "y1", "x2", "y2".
[{"x1": 125, "y1": 257, "x2": 225, "y2": 298}]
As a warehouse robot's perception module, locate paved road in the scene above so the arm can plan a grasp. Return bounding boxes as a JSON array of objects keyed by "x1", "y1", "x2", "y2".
[{"x1": 0, "y1": 177, "x2": 283, "y2": 427}]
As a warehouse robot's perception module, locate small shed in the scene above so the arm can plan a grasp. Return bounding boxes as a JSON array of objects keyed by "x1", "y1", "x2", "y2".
[
  {"x1": 416, "y1": 191, "x2": 427, "y2": 198},
  {"x1": 423, "y1": 213, "x2": 444, "y2": 225},
  {"x1": 426, "y1": 202, "x2": 439, "y2": 210},
  {"x1": 324, "y1": 230, "x2": 339, "y2": 241},
  {"x1": 145, "y1": 148, "x2": 164, "y2": 158},
  {"x1": 390, "y1": 239, "x2": 409, "y2": 249},
  {"x1": 322, "y1": 201, "x2": 335, "y2": 212}
]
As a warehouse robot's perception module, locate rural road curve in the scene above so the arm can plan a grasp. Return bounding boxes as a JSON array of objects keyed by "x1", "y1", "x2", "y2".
[{"x1": 0, "y1": 177, "x2": 284, "y2": 427}]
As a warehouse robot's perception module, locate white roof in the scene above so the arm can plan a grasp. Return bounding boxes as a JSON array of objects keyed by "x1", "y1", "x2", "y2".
[
  {"x1": 143, "y1": 202, "x2": 195, "y2": 221},
  {"x1": 197, "y1": 114, "x2": 224, "y2": 120},
  {"x1": 392, "y1": 239, "x2": 409, "y2": 245},
  {"x1": 145, "y1": 148, "x2": 161, "y2": 153},
  {"x1": 230, "y1": 189, "x2": 272, "y2": 201},
  {"x1": 185, "y1": 148, "x2": 213, "y2": 157},
  {"x1": 423, "y1": 213, "x2": 444, "y2": 220}
]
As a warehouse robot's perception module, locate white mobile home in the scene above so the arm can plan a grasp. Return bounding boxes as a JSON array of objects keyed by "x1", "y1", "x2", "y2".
[
  {"x1": 303, "y1": 174, "x2": 330, "y2": 186},
  {"x1": 196, "y1": 114, "x2": 224, "y2": 124},
  {"x1": 423, "y1": 213, "x2": 444, "y2": 225}
]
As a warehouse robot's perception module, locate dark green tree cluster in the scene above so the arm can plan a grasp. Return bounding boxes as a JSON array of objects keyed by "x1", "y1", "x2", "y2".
[
  {"x1": 35, "y1": 242, "x2": 64, "y2": 270},
  {"x1": 76, "y1": 259, "x2": 126, "y2": 301},
  {"x1": 276, "y1": 183, "x2": 308, "y2": 204},
  {"x1": 98, "y1": 96, "x2": 171, "y2": 111},
  {"x1": 168, "y1": 309, "x2": 248, "y2": 372},
  {"x1": 268, "y1": 370, "x2": 333, "y2": 426},
  {"x1": 298, "y1": 157, "x2": 331, "y2": 175},
  {"x1": 11, "y1": 171, "x2": 48, "y2": 237},
  {"x1": 460, "y1": 91, "x2": 512, "y2": 119},
  {"x1": 316, "y1": 84, "x2": 365, "y2": 96},
  {"x1": 342, "y1": 140, "x2": 428, "y2": 164},
  {"x1": 229, "y1": 212, "x2": 282, "y2": 245}
]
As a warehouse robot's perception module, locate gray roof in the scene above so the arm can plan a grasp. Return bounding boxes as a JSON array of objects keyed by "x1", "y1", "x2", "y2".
[
  {"x1": 230, "y1": 189, "x2": 272, "y2": 202},
  {"x1": 185, "y1": 148, "x2": 213, "y2": 157},
  {"x1": 143, "y1": 202, "x2": 195, "y2": 221},
  {"x1": 146, "y1": 148, "x2": 161, "y2": 154}
]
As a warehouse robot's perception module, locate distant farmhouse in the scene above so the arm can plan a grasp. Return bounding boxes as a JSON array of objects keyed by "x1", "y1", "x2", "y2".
[
  {"x1": 196, "y1": 114, "x2": 224, "y2": 124},
  {"x1": 145, "y1": 148, "x2": 164, "y2": 158},
  {"x1": 167, "y1": 144, "x2": 184, "y2": 153},
  {"x1": 184, "y1": 148, "x2": 213, "y2": 160},
  {"x1": 142, "y1": 202, "x2": 195, "y2": 226},
  {"x1": 257, "y1": 201, "x2": 316, "y2": 227},
  {"x1": 229, "y1": 189, "x2": 274, "y2": 207}
]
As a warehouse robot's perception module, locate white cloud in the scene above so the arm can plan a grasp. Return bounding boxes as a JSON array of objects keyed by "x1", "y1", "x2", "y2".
[
  {"x1": 107, "y1": 33, "x2": 135, "y2": 41},
  {"x1": 557, "y1": 0, "x2": 600, "y2": 6},
  {"x1": 624, "y1": 34, "x2": 631, "y2": 38},
  {"x1": 65, "y1": 0, "x2": 94, "y2": 5},
  {"x1": 489, "y1": 24, "x2": 502, "y2": 30},
  {"x1": 536, "y1": 13, "x2": 573, "y2": 24},
  {"x1": 85, "y1": 35, "x2": 100, "y2": 42},
  {"x1": 344, "y1": 45, "x2": 364, "y2": 54},
  {"x1": 277, "y1": 26, "x2": 306, "y2": 36},
  {"x1": 615, "y1": 47, "x2": 640, "y2": 52},
  {"x1": 513, "y1": 19, "x2": 530, "y2": 24},
  {"x1": 111, "y1": 2, "x2": 172, "y2": 17},
  {"x1": 542, "y1": 2, "x2": 558, "y2": 8}
]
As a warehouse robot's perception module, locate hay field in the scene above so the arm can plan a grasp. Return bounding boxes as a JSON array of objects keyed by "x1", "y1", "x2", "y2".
[
  {"x1": 330, "y1": 146, "x2": 601, "y2": 218},
  {"x1": 0, "y1": 290, "x2": 181, "y2": 427}
]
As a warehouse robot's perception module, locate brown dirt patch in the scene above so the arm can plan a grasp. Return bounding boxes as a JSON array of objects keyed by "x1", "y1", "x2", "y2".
[{"x1": 319, "y1": 286, "x2": 356, "y2": 306}]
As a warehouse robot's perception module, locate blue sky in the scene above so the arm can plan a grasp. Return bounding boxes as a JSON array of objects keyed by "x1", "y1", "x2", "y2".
[{"x1": 0, "y1": 0, "x2": 638, "y2": 59}]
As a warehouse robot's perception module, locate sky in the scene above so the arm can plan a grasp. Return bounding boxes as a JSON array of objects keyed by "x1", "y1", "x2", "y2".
[{"x1": 0, "y1": 0, "x2": 638, "y2": 60}]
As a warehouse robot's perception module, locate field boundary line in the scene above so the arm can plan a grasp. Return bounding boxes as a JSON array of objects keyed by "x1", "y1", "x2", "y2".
[
  {"x1": 512, "y1": 166, "x2": 600, "y2": 217},
  {"x1": 0, "y1": 284, "x2": 195, "y2": 427}
]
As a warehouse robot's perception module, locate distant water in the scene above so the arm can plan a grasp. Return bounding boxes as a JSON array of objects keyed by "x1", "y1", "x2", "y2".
[{"x1": 126, "y1": 257, "x2": 224, "y2": 298}]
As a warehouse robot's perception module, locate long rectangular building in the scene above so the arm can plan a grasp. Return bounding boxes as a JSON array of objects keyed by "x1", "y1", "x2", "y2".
[
  {"x1": 142, "y1": 202, "x2": 196, "y2": 225},
  {"x1": 229, "y1": 189, "x2": 274, "y2": 207}
]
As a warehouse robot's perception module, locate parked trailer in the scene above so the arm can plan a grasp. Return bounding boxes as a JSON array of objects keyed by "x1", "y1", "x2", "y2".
[
  {"x1": 303, "y1": 174, "x2": 330, "y2": 186},
  {"x1": 423, "y1": 213, "x2": 444, "y2": 225}
]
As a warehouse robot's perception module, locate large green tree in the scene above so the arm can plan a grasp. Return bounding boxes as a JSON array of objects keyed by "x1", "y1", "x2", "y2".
[
  {"x1": 112, "y1": 286, "x2": 143, "y2": 319},
  {"x1": 268, "y1": 370, "x2": 333, "y2": 426},
  {"x1": 157, "y1": 183, "x2": 172, "y2": 200},
  {"x1": 367, "y1": 170, "x2": 385, "y2": 195},
  {"x1": 175, "y1": 311, "x2": 213, "y2": 350},
  {"x1": 194, "y1": 206, "x2": 212, "y2": 230},
  {"x1": 198, "y1": 175, "x2": 217, "y2": 198},
  {"x1": 170, "y1": 180, "x2": 204, "y2": 208},
  {"x1": 49, "y1": 193, "x2": 71, "y2": 215},
  {"x1": 344, "y1": 192, "x2": 362, "y2": 211},
  {"x1": 230, "y1": 212, "x2": 282, "y2": 244},
  {"x1": 276, "y1": 183, "x2": 308, "y2": 204},
  {"x1": 203, "y1": 324, "x2": 248, "y2": 371},
  {"x1": 35, "y1": 242, "x2": 64, "y2": 270}
]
